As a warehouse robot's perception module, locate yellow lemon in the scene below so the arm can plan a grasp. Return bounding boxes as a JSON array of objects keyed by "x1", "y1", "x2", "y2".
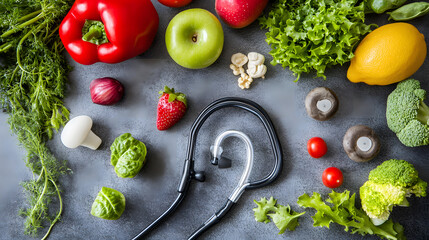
[{"x1": 347, "y1": 23, "x2": 426, "y2": 85}]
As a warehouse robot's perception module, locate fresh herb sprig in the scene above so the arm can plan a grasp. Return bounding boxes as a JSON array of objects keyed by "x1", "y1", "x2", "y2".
[{"x1": 0, "y1": 0, "x2": 73, "y2": 238}]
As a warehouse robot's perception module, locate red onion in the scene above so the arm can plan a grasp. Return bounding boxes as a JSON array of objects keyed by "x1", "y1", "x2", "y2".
[{"x1": 90, "y1": 77, "x2": 124, "y2": 105}]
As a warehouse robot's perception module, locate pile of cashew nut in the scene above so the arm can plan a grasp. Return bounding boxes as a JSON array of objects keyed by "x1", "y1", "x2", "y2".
[{"x1": 230, "y1": 52, "x2": 267, "y2": 89}]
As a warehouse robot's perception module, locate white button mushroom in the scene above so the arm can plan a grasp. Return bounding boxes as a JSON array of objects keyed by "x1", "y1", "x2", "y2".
[{"x1": 61, "y1": 115, "x2": 102, "y2": 150}]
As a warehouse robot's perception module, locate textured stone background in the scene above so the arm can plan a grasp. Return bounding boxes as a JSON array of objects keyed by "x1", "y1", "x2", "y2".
[{"x1": 1, "y1": 1, "x2": 428, "y2": 240}]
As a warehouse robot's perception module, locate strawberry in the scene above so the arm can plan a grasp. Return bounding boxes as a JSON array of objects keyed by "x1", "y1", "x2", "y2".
[{"x1": 156, "y1": 86, "x2": 187, "y2": 130}]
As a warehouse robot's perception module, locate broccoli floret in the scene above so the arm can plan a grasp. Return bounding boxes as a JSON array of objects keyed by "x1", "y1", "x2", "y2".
[
  {"x1": 368, "y1": 159, "x2": 419, "y2": 187},
  {"x1": 386, "y1": 79, "x2": 429, "y2": 147},
  {"x1": 396, "y1": 120, "x2": 429, "y2": 147},
  {"x1": 360, "y1": 159, "x2": 428, "y2": 222}
]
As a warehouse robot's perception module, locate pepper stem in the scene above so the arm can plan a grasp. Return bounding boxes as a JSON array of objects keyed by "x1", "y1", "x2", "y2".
[{"x1": 82, "y1": 20, "x2": 109, "y2": 45}]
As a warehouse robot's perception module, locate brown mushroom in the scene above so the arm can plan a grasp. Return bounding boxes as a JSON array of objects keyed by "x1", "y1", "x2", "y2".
[
  {"x1": 343, "y1": 125, "x2": 381, "y2": 162},
  {"x1": 305, "y1": 87, "x2": 339, "y2": 121}
]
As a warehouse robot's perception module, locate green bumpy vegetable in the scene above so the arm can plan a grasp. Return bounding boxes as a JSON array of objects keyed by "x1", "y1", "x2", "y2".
[
  {"x1": 110, "y1": 133, "x2": 147, "y2": 178},
  {"x1": 360, "y1": 159, "x2": 427, "y2": 222},
  {"x1": 388, "y1": 2, "x2": 429, "y2": 21},
  {"x1": 259, "y1": 0, "x2": 373, "y2": 81},
  {"x1": 91, "y1": 187, "x2": 126, "y2": 220},
  {"x1": 366, "y1": 0, "x2": 407, "y2": 14},
  {"x1": 297, "y1": 190, "x2": 405, "y2": 240},
  {"x1": 386, "y1": 79, "x2": 429, "y2": 147},
  {"x1": 253, "y1": 197, "x2": 305, "y2": 234}
]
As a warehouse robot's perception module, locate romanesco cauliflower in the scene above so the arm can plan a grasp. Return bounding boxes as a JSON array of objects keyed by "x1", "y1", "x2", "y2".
[{"x1": 360, "y1": 159, "x2": 427, "y2": 224}]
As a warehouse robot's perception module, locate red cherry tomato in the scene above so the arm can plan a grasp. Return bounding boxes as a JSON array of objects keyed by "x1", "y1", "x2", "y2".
[
  {"x1": 322, "y1": 167, "x2": 343, "y2": 188},
  {"x1": 158, "y1": 0, "x2": 192, "y2": 7},
  {"x1": 307, "y1": 137, "x2": 327, "y2": 158}
]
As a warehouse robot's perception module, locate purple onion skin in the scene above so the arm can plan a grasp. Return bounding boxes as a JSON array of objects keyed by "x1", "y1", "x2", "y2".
[{"x1": 90, "y1": 77, "x2": 124, "y2": 105}]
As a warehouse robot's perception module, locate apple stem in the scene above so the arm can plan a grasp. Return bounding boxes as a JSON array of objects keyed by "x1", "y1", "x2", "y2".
[{"x1": 192, "y1": 34, "x2": 198, "y2": 43}]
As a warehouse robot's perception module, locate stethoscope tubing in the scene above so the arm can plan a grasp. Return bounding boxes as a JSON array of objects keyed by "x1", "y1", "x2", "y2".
[
  {"x1": 182, "y1": 97, "x2": 283, "y2": 191},
  {"x1": 131, "y1": 192, "x2": 186, "y2": 240},
  {"x1": 132, "y1": 97, "x2": 283, "y2": 240},
  {"x1": 188, "y1": 199, "x2": 235, "y2": 240}
]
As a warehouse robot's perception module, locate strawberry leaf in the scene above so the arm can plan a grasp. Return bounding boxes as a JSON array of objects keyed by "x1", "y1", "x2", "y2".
[
  {"x1": 176, "y1": 93, "x2": 187, "y2": 106},
  {"x1": 159, "y1": 86, "x2": 187, "y2": 106},
  {"x1": 168, "y1": 93, "x2": 177, "y2": 102}
]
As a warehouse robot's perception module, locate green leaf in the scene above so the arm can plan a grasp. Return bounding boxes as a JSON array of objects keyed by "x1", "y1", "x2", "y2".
[
  {"x1": 297, "y1": 190, "x2": 404, "y2": 240},
  {"x1": 267, "y1": 205, "x2": 305, "y2": 234},
  {"x1": 110, "y1": 133, "x2": 147, "y2": 178},
  {"x1": 253, "y1": 197, "x2": 277, "y2": 223},
  {"x1": 259, "y1": 0, "x2": 374, "y2": 81},
  {"x1": 253, "y1": 197, "x2": 305, "y2": 234},
  {"x1": 91, "y1": 187, "x2": 126, "y2": 220}
]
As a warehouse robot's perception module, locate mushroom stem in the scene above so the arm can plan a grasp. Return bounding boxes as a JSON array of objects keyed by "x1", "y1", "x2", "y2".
[
  {"x1": 357, "y1": 136, "x2": 372, "y2": 151},
  {"x1": 80, "y1": 131, "x2": 102, "y2": 150},
  {"x1": 316, "y1": 99, "x2": 332, "y2": 113}
]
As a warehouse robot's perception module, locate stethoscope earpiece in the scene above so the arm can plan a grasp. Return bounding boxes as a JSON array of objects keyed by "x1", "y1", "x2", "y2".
[
  {"x1": 210, "y1": 144, "x2": 232, "y2": 168},
  {"x1": 217, "y1": 157, "x2": 232, "y2": 169}
]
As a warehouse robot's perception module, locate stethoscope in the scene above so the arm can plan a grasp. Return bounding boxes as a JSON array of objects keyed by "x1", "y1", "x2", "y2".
[{"x1": 132, "y1": 97, "x2": 283, "y2": 240}]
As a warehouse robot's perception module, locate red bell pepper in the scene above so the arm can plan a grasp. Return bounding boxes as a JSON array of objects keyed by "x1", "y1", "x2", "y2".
[{"x1": 59, "y1": 0, "x2": 159, "y2": 65}]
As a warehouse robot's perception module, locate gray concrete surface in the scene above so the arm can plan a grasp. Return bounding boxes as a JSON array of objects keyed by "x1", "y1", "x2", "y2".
[{"x1": 1, "y1": 1, "x2": 429, "y2": 240}]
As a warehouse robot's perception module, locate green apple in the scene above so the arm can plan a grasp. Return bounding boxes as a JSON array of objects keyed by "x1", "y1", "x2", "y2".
[{"x1": 165, "y1": 8, "x2": 224, "y2": 69}]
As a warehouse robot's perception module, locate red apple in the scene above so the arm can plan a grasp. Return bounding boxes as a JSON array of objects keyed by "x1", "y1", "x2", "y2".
[{"x1": 215, "y1": 0, "x2": 269, "y2": 28}]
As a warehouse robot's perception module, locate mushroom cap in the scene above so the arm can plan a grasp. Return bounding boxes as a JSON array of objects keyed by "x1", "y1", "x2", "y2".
[
  {"x1": 343, "y1": 125, "x2": 381, "y2": 162},
  {"x1": 61, "y1": 115, "x2": 93, "y2": 148},
  {"x1": 305, "y1": 87, "x2": 339, "y2": 121}
]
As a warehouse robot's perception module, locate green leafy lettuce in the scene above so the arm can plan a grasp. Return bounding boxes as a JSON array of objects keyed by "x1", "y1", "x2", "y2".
[
  {"x1": 253, "y1": 197, "x2": 305, "y2": 234},
  {"x1": 259, "y1": 0, "x2": 374, "y2": 81},
  {"x1": 110, "y1": 133, "x2": 147, "y2": 178},
  {"x1": 297, "y1": 190, "x2": 405, "y2": 240},
  {"x1": 91, "y1": 187, "x2": 126, "y2": 220}
]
